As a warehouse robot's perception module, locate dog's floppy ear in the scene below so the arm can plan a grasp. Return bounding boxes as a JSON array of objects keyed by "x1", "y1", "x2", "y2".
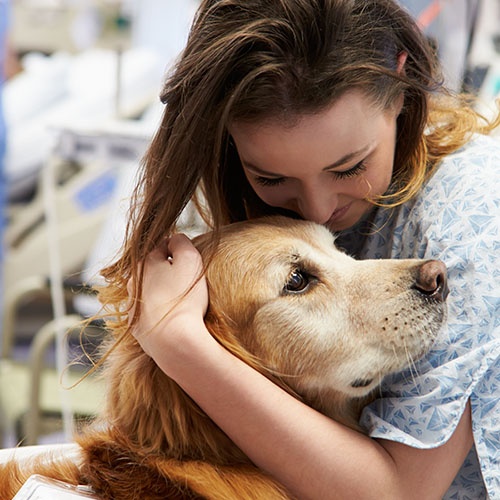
[
  {"x1": 194, "y1": 230, "x2": 251, "y2": 359},
  {"x1": 204, "y1": 305, "x2": 262, "y2": 371},
  {"x1": 204, "y1": 304, "x2": 305, "y2": 406}
]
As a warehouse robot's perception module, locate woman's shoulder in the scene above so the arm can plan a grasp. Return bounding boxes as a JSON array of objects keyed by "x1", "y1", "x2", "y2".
[
  {"x1": 342, "y1": 135, "x2": 500, "y2": 259},
  {"x1": 417, "y1": 134, "x2": 500, "y2": 211},
  {"x1": 373, "y1": 134, "x2": 500, "y2": 259},
  {"x1": 432, "y1": 134, "x2": 500, "y2": 184}
]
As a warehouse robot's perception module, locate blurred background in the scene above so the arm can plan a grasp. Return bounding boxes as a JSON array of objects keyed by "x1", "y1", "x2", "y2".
[{"x1": 0, "y1": 0, "x2": 499, "y2": 451}]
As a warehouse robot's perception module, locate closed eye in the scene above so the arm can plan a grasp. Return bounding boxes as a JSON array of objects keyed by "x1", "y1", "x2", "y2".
[
  {"x1": 254, "y1": 176, "x2": 286, "y2": 187},
  {"x1": 283, "y1": 269, "x2": 316, "y2": 294},
  {"x1": 330, "y1": 160, "x2": 367, "y2": 180},
  {"x1": 254, "y1": 160, "x2": 367, "y2": 186}
]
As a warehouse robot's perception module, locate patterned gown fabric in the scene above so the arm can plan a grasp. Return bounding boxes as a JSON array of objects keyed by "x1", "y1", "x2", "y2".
[{"x1": 336, "y1": 134, "x2": 500, "y2": 499}]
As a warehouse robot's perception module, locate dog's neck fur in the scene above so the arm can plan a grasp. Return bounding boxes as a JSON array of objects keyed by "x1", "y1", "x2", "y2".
[{"x1": 98, "y1": 337, "x2": 250, "y2": 465}]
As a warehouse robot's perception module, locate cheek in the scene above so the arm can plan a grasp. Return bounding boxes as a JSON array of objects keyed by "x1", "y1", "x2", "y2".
[
  {"x1": 364, "y1": 158, "x2": 394, "y2": 196},
  {"x1": 251, "y1": 296, "x2": 348, "y2": 370},
  {"x1": 248, "y1": 180, "x2": 294, "y2": 209},
  {"x1": 365, "y1": 170, "x2": 392, "y2": 195}
]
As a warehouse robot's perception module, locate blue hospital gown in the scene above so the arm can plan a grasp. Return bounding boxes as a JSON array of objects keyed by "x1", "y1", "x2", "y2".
[{"x1": 336, "y1": 134, "x2": 500, "y2": 498}]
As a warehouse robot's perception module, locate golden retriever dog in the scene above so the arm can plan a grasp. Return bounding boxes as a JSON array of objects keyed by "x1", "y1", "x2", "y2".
[{"x1": 0, "y1": 216, "x2": 448, "y2": 499}]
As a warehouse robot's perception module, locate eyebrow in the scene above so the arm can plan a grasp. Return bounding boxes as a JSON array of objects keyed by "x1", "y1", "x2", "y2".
[
  {"x1": 324, "y1": 145, "x2": 371, "y2": 169},
  {"x1": 241, "y1": 145, "x2": 371, "y2": 177}
]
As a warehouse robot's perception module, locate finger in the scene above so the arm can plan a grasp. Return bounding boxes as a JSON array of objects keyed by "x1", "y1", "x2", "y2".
[
  {"x1": 128, "y1": 242, "x2": 169, "y2": 309},
  {"x1": 167, "y1": 234, "x2": 203, "y2": 267},
  {"x1": 146, "y1": 242, "x2": 170, "y2": 263},
  {"x1": 167, "y1": 233, "x2": 197, "y2": 255}
]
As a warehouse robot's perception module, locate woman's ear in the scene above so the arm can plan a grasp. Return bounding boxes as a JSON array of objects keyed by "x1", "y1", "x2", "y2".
[{"x1": 396, "y1": 51, "x2": 408, "y2": 74}]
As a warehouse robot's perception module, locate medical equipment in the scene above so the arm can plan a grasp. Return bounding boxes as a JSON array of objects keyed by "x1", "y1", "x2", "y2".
[
  {"x1": 1, "y1": 117, "x2": 157, "y2": 447},
  {"x1": 3, "y1": 46, "x2": 164, "y2": 202},
  {"x1": 13, "y1": 475, "x2": 98, "y2": 500}
]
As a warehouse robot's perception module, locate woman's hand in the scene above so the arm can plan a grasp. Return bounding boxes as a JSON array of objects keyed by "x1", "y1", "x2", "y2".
[{"x1": 129, "y1": 233, "x2": 210, "y2": 371}]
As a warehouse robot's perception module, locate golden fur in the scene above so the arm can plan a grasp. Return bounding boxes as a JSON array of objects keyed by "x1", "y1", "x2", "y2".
[{"x1": 0, "y1": 216, "x2": 448, "y2": 499}]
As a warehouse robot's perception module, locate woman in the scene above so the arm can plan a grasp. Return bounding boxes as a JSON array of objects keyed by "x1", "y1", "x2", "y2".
[{"x1": 100, "y1": 0, "x2": 500, "y2": 497}]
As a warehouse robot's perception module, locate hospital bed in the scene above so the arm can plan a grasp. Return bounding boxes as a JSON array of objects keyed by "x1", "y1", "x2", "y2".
[{"x1": 0, "y1": 116, "x2": 159, "y2": 448}]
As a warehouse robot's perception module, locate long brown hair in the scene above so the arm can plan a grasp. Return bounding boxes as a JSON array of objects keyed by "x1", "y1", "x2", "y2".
[{"x1": 100, "y1": 0, "x2": 499, "y2": 328}]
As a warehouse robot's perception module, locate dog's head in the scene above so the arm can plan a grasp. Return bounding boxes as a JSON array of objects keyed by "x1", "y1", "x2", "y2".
[
  {"x1": 104, "y1": 215, "x2": 447, "y2": 461},
  {"x1": 195, "y1": 216, "x2": 447, "y2": 424}
]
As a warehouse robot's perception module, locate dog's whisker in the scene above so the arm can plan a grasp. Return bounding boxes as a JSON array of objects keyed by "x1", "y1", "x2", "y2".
[
  {"x1": 397, "y1": 340, "x2": 418, "y2": 388},
  {"x1": 405, "y1": 341, "x2": 424, "y2": 390}
]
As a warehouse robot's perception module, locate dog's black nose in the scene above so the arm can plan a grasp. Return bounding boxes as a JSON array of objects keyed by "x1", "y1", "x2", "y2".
[{"x1": 414, "y1": 260, "x2": 448, "y2": 301}]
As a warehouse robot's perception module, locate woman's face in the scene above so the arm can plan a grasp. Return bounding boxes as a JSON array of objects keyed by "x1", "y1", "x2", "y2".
[{"x1": 229, "y1": 90, "x2": 402, "y2": 232}]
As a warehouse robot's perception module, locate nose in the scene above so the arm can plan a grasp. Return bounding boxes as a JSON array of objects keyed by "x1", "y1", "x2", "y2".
[
  {"x1": 297, "y1": 184, "x2": 338, "y2": 224},
  {"x1": 413, "y1": 260, "x2": 448, "y2": 301}
]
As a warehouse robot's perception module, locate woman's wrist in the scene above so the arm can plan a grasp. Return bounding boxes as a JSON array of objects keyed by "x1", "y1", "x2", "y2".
[{"x1": 146, "y1": 316, "x2": 222, "y2": 381}]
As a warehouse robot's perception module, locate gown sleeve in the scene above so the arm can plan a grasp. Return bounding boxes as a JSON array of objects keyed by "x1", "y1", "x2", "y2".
[{"x1": 358, "y1": 135, "x2": 500, "y2": 496}]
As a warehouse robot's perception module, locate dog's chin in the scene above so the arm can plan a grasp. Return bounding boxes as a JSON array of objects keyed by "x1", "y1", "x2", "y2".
[
  {"x1": 341, "y1": 327, "x2": 444, "y2": 399},
  {"x1": 406, "y1": 314, "x2": 446, "y2": 361}
]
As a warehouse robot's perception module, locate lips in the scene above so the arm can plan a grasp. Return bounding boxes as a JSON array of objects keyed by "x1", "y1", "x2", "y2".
[{"x1": 328, "y1": 202, "x2": 352, "y2": 223}]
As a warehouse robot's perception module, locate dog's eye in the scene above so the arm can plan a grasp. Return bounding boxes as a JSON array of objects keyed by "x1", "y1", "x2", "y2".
[{"x1": 284, "y1": 270, "x2": 310, "y2": 294}]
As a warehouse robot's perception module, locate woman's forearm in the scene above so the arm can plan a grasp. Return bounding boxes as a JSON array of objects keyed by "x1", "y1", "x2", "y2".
[
  {"x1": 151, "y1": 319, "x2": 473, "y2": 500},
  {"x1": 152, "y1": 320, "x2": 402, "y2": 499}
]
